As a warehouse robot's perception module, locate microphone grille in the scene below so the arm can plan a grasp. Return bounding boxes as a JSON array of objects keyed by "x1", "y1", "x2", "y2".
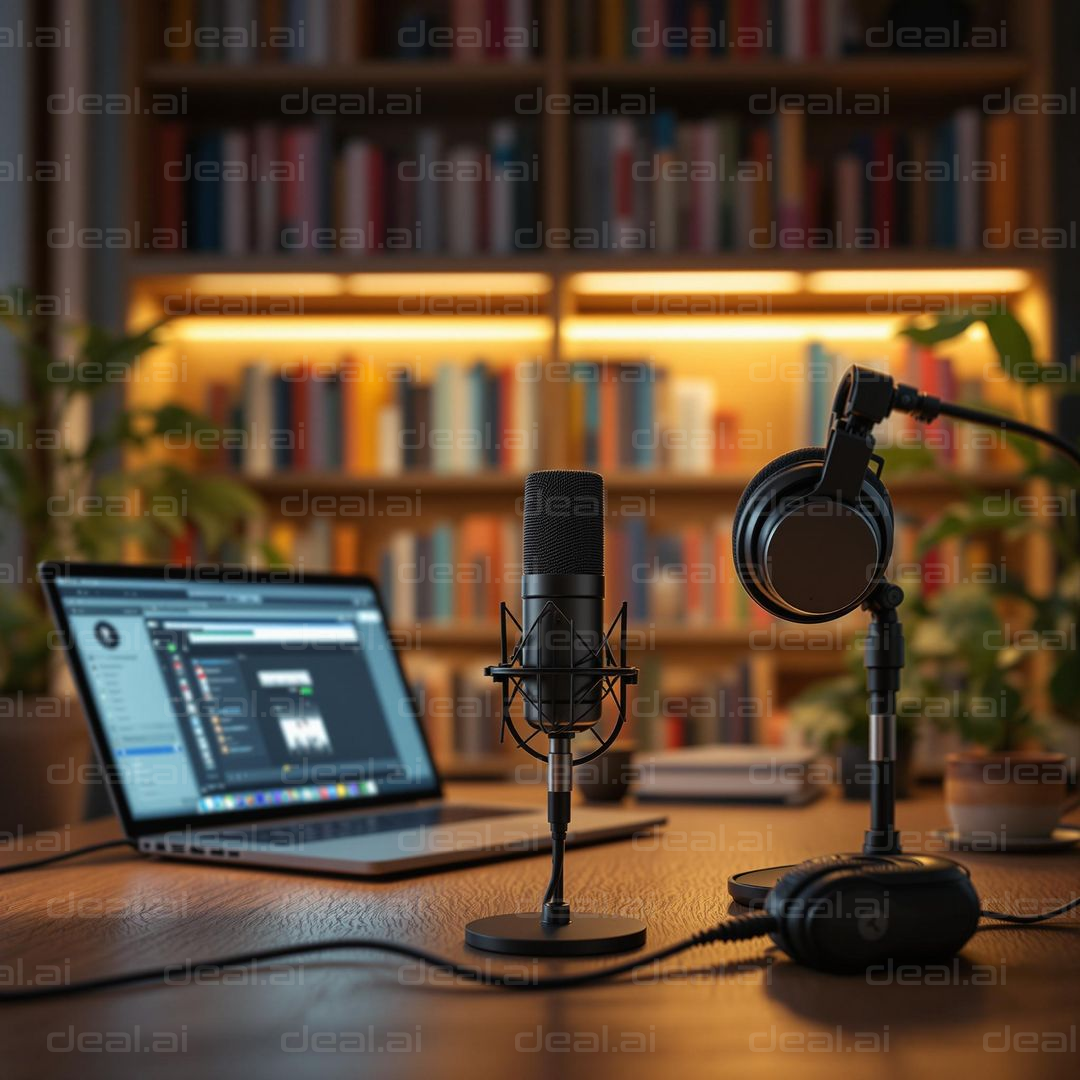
[{"x1": 523, "y1": 470, "x2": 605, "y2": 576}]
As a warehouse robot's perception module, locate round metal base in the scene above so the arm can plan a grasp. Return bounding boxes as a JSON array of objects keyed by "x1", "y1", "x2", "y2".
[
  {"x1": 728, "y1": 864, "x2": 799, "y2": 908},
  {"x1": 465, "y1": 912, "x2": 647, "y2": 957},
  {"x1": 729, "y1": 853, "x2": 895, "y2": 907}
]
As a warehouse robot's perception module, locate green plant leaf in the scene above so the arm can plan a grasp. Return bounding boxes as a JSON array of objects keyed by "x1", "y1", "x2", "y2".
[
  {"x1": 1049, "y1": 654, "x2": 1080, "y2": 716},
  {"x1": 899, "y1": 314, "x2": 979, "y2": 346},
  {"x1": 64, "y1": 317, "x2": 170, "y2": 396},
  {"x1": 983, "y1": 311, "x2": 1035, "y2": 383},
  {"x1": 876, "y1": 445, "x2": 940, "y2": 476}
]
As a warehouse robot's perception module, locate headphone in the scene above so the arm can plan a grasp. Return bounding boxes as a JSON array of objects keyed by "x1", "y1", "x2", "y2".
[
  {"x1": 732, "y1": 372, "x2": 895, "y2": 623},
  {"x1": 764, "y1": 854, "x2": 982, "y2": 974}
]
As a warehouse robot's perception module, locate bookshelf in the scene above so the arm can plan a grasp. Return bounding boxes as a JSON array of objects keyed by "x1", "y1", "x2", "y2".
[{"x1": 121, "y1": 0, "x2": 1057, "y2": 775}]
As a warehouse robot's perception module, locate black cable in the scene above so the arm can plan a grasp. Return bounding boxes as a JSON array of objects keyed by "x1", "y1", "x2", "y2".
[
  {"x1": 0, "y1": 839, "x2": 135, "y2": 876},
  {"x1": 0, "y1": 912, "x2": 779, "y2": 1003},
  {"x1": 1, "y1": 833, "x2": 1077, "y2": 1002},
  {"x1": 935, "y1": 400, "x2": 1080, "y2": 470},
  {"x1": 542, "y1": 828, "x2": 564, "y2": 906},
  {"x1": 1, "y1": 839, "x2": 1076, "y2": 1000},
  {"x1": 979, "y1": 896, "x2": 1080, "y2": 924}
]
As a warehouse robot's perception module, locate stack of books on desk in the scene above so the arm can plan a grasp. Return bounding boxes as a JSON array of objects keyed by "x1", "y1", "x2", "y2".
[{"x1": 635, "y1": 745, "x2": 824, "y2": 804}]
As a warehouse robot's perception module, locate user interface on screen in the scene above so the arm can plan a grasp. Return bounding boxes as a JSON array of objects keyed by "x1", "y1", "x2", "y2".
[{"x1": 53, "y1": 574, "x2": 437, "y2": 822}]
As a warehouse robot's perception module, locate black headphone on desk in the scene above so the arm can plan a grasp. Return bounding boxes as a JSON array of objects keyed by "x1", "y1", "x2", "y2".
[
  {"x1": 763, "y1": 854, "x2": 982, "y2": 974},
  {"x1": 732, "y1": 372, "x2": 895, "y2": 623}
]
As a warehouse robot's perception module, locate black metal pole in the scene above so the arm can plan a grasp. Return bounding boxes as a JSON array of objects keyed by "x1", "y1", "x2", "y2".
[
  {"x1": 542, "y1": 734, "x2": 572, "y2": 925},
  {"x1": 863, "y1": 582, "x2": 905, "y2": 856}
]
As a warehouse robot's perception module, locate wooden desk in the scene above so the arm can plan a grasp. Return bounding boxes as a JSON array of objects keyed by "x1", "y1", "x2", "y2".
[{"x1": 1, "y1": 785, "x2": 1078, "y2": 1079}]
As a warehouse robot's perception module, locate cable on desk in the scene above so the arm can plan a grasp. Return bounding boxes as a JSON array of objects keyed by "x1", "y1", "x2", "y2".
[
  {"x1": 979, "y1": 896, "x2": 1080, "y2": 924},
  {"x1": 0, "y1": 912, "x2": 778, "y2": 1002},
  {"x1": 1, "y1": 843, "x2": 1076, "y2": 1002},
  {"x1": 0, "y1": 839, "x2": 136, "y2": 876}
]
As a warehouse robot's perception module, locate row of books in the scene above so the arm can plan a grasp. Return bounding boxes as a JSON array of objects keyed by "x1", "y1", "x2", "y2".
[
  {"x1": 575, "y1": 109, "x2": 1021, "y2": 252},
  {"x1": 210, "y1": 359, "x2": 543, "y2": 476},
  {"x1": 208, "y1": 349, "x2": 997, "y2": 480},
  {"x1": 256, "y1": 504, "x2": 1006, "y2": 622},
  {"x1": 838, "y1": 347, "x2": 999, "y2": 471},
  {"x1": 800, "y1": 346, "x2": 995, "y2": 472},
  {"x1": 412, "y1": 666, "x2": 506, "y2": 763},
  {"x1": 562, "y1": 362, "x2": 741, "y2": 473},
  {"x1": 381, "y1": 517, "x2": 772, "y2": 628},
  {"x1": 379, "y1": 518, "x2": 520, "y2": 625},
  {"x1": 635, "y1": 659, "x2": 760, "y2": 749},
  {"x1": 560, "y1": 351, "x2": 998, "y2": 473},
  {"x1": 573, "y1": 0, "x2": 1010, "y2": 60},
  {"x1": 896, "y1": 344, "x2": 991, "y2": 470},
  {"x1": 157, "y1": 0, "x2": 536, "y2": 65},
  {"x1": 261, "y1": 513, "x2": 772, "y2": 630},
  {"x1": 395, "y1": 0, "x2": 537, "y2": 61},
  {"x1": 154, "y1": 122, "x2": 538, "y2": 255},
  {"x1": 575, "y1": 0, "x2": 857, "y2": 60},
  {"x1": 409, "y1": 655, "x2": 765, "y2": 763},
  {"x1": 891, "y1": 521, "x2": 1001, "y2": 601},
  {"x1": 608, "y1": 516, "x2": 768, "y2": 626}
]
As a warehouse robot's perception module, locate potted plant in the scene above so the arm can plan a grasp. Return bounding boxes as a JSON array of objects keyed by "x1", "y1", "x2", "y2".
[
  {"x1": 907, "y1": 584, "x2": 1032, "y2": 750},
  {"x1": 0, "y1": 290, "x2": 263, "y2": 833},
  {"x1": 899, "y1": 308, "x2": 1080, "y2": 759}
]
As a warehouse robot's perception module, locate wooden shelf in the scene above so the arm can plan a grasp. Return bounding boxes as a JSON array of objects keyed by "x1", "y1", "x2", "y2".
[
  {"x1": 241, "y1": 469, "x2": 1026, "y2": 501},
  {"x1": 567, "y1": 56, "x2": 1030, "y2": 92},
  {"x1": 127, "y1": 250, "x2": 1049, "y2": 281},
  {"x1": 404, "y1": 622, "x2": 856, "y2": 668},
  {"x1": 143, "y1": 60, "x2": 547, "y2": 91},
  {"x1": 412, "y1": 622, "x2": 762, "y2": 649},
  {"x1": 142, "y1": 57, "x2": 1028, "y2": 95}
]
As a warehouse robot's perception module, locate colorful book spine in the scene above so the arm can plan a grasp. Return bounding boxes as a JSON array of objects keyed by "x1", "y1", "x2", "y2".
[{"x1": 152, "y1": 122, "x2": 537, "y2": 255}]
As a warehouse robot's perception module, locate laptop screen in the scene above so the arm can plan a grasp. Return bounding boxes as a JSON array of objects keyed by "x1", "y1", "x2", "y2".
[{"x1": 47, "y1": 569, "x2": 439, "y2": 825}]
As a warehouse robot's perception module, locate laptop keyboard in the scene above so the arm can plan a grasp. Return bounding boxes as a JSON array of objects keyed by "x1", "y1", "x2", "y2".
[{"x1": 245, "y1": 804, "x2": 521, "y2": 845}]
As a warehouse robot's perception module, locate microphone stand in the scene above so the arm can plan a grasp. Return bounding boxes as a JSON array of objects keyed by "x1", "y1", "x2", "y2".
[
  {"x1": 729, "y1": 578, "x2": 908, "y2": 905},
  {"x1": 466, "y1": 601, "x2": 647, "y2": 956},
  {"x1": 542, "y1": 734, "x2": 572, "y2": 926}
]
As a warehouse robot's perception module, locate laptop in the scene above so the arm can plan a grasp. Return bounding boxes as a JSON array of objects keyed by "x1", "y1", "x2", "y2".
[{"x1": 41, "y1": 563, "x2": 664, "y2": 876}]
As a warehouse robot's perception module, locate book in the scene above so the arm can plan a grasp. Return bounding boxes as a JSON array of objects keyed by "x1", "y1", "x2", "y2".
[
  {"x1": 954, "y1": 108, "x2": 982, "y2": 251},
  {"x1": 985, "y1": 115, "x2": 1019, "y2": 247},
  {"x1": 636, "y1": 746, "x2": 824, "y2": 802},
  {"x1": 221, "y1": 129, "x2": 252, "y2": 255}
]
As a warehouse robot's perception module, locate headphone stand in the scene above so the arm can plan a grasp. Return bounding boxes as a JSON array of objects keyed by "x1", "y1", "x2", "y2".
[{"x1": 729, "y1": 579, "x2": 906, "y2": 907}]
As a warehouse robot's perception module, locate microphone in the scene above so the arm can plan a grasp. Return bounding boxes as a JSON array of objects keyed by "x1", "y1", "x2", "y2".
[
  {"x1": 521, "y1": 469, "x2": 606, "y2": 734},
  {"x1": 466, "y1": 470, "x2": 644, "y2": 957}
]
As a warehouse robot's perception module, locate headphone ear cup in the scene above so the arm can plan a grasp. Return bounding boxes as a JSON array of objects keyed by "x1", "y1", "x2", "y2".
[
  {"x1": 766, "y1": 856, "x2": 877, "y2": 969},
  {"x1": 732, "y1": 448, "x2": 827, "y2": 617},
  {"x1": 733, "y1": 448, "x2": 894, "y2": 623},
  {"x1": 732, "y1": 447, "x2": 826, "y2": 545}
]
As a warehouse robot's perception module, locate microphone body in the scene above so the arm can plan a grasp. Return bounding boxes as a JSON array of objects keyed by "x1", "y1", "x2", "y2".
[
  {"x1": 521, "y1": 572, "x2": 604, "y2": 731},
  {"x1": 520, "y1": 470, "x2": 607, "y2": 735}
]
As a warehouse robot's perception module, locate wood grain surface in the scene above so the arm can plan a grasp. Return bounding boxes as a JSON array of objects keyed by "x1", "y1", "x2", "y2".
[{"x1": 1, "y1": 784, "x2": 1078, "y2": 1079}]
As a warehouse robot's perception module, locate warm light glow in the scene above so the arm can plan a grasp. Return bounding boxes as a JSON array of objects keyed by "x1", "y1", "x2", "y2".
[
  {"x1": 185, "y1": 274, "x2": 346, "y2": 296},
  {"x1": 571, "y1": 271, "x2": 804, "y2": 295},
  {"x1": 806, "y1": 269, "x2": 1032, "y2": 295},
  {"x1": 347, "y1": 273, "x2": 552, "y2": 296},
  {"x1": 166, "y1": 317, "x2": 553, "y2": 343},
  {"x1": 561, "y1": 317, "x2": 902, "y2": 343}
]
